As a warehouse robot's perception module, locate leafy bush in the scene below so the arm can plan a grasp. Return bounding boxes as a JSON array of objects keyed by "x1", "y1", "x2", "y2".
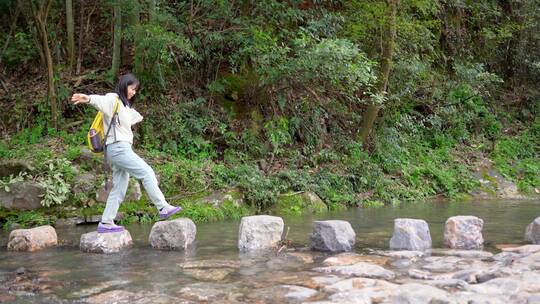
[
  {"x1": 37, "y1": 158, "x2": 72, "y2": 207},
  {"x1": 2, "y1": 211, "x2": 51, "y2": 231}
]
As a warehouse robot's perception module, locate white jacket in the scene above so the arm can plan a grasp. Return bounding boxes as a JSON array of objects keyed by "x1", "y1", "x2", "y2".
[{"x1": 89, "y1": 93, "x2": 143, "y2": 145}]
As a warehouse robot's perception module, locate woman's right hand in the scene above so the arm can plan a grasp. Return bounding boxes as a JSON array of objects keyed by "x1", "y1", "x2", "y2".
[{"x1": 71, "y1": 93, "x2": 90, "y2": 105}]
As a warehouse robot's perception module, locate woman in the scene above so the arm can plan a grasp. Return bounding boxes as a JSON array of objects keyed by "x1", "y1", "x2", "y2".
[{"x1": 71, "y1": 73, "x2": 182, "y2": 233}]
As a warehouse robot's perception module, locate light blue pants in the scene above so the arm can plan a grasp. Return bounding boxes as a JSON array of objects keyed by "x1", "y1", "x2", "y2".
[{"x1": 101, "y1": 141, "x2": 168, "y2": 224}]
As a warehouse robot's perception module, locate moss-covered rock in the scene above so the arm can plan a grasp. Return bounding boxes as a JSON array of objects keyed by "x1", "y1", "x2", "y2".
[
  {"x1": 472, "y1": 158, "x2": 527, "y2": 199},
  {"x1": 0, "y1": 160, "x2": 34, "y2": 178},
  {"x1": 275, "y1": 191, "x2": 327, "y2": 215},
  {"x1": 195, "y1": 188, "x2": 244, "y2": 207}
]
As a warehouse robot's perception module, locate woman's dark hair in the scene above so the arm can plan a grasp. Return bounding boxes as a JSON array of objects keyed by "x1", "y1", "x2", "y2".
[{"x1": 114, "y1": 73, "x2": 140, "y2": 107}]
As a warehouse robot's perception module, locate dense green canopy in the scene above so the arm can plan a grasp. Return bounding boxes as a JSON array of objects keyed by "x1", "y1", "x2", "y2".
[{"x1": 0, "y1": 0, "x2": 538, "y2": 218}]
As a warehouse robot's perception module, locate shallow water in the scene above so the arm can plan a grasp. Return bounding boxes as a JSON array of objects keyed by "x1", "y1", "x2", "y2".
[{"x1": 0, "y1": 199, "x2": 539, "y2": 303}]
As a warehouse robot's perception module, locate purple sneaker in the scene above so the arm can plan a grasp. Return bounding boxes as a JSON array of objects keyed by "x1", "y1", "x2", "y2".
[
  {"x1": 97, "y1": 222, "x2": 124, "y2": 233},
  {"x1": 159, "y1": 206, "x2": 182, "y2": 219}
]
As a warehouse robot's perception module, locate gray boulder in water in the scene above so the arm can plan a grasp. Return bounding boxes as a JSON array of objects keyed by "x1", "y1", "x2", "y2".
[
  {"x1": 149, "y1": 218, "x2": 196, "y2": 250},
  {"x1": 389, "y1": 218, "x2": 432, "y2": 251},
  {"x1": 310, "y1": 220, "x2": 356, "y2": 252},
  {"x1": 444, "y1": 216, "x2": 484, "y2": 249},
  {"x1": 80, "y1": 230, "x2": 133, "y2": 254},
  {"x1": 238, "y1": 215, "x2": 284, "y2": 252}
]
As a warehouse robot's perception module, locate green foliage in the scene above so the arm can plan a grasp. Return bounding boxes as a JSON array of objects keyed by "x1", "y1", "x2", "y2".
[
  {"x1": 0, "y1": 172, "x2": 26, "y2": 192},
  {"x1": 37, "y1": 158, "x2": 72, "y2": 207},
  {"x1": 276, "y1": 192, "x2": 327, "y2": 215},
  {"x1": 130, "y1": 23, "x2": 196, "y2": 89},
  {"x1": 153, "y1": 155, "x2": 209, "y2": 195},
  {"x1": 142, "y1": 97, "x2": 220, "y2": 159},
  {"x1": 1, "y1": 31, "x2": 37, "y2": 67},
  {"x1": 1, "y1": 0, "x2": 540, "y2": 224},
  {"x1": 264, "y1": 117, "x2": 292, "y2": 157},
  {"x1": 492, "y1": 120, "x2": 540, "y2": 192},
  {"x1": 12, "y1": 125, "x2": 45, "y2": 146},
  {"x1": 362, "y1": 200, "x2": 385, "y2": 208},
  {"x1": 2, "y1": 211, "x2": 51, "y2": 231},
  {"x1": 116, "y1": 199, "x2": 158, "y2": 225},
  {"x1": 173, "y1": 200, "x2": 251, "y2": 223}
]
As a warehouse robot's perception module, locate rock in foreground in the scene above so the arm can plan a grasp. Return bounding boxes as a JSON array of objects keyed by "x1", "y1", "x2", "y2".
[
  {"x1": 149, "y1": 218, "x2": 196, "y2": 250},
  {"x1": 311, "y1": 220, "x2": 356, "y2": 252},
  {"x1": 80, "y1": 230, "x2": 133, "y2": 254},
  {"x1": 238, "y1": 215, "x2": 284, "y2": 252},
  {"x1": 444, "y1": 216, "x2": 484, "y2": 249},
  {"x1": 389, "y1": 218, "x2": 432, "y2": 251}
]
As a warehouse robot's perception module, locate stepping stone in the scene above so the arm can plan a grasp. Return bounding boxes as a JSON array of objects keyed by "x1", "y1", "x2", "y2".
[
  {"x1": 310, "y1": 220, "x2": 355, "y2": 252},
  {"x1": 7, "y1": 225, "x2": 57, "y2": 251},
  {"x1": 389, "y1": 218, "x2": 432, "y2": 251},
  {"x1": 80, "y1": 230, "x2": 133, "y2": 254},
  {"x1": 525, "y1": 217, "x2": 540, "y2": 244},
  {"x1": 149, "y1": 218, "x2": 196, "y2": 250},
  {"x1": 238, "y1": 215, "x2": 284, "y2": 252},
  {"x1": 444, "y1": 216, "x2": 484, "y2": 250}
]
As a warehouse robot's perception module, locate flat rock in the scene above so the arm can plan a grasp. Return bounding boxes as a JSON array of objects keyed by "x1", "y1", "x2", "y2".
[
  {"x1": 328, "y1": 287, "x2": 396, "y2": 304},
  {"x1": 322, "y1": 252, "x2": 388, "y2": 267},
  {"x1": 179, "y1": 282, "x2": 237, "y2": 302},
  {"x1": 453, "y1": 292, "x2": 507, "y2": 304},
  {"x1": 392, "y1": 283, "x2": 453, "y2": 304},
  {"x1": 376, "y1": 250, "x2": 426, "y2": 259},
  {"x1": 465, "y1": 277, "x2": 522, "y2": 295},
  {"x1": 502, "y1": 244, "x2": 540, "y2": 254},
  {"x1": 313, "y1": 262, "x2": 395, "y2": 280},
  {"x1": 183, "y1": 268, "x2": 235, "y2": 281},
  {"x1": 420, "y1": 256, "x2": 464, "y2": 273},
  {"x1": 178, "y1": 260, "x2": 242, "y2": 269},
  {"x1": 7, "y1": 225, "x2": 57, "y2": 252},
  {"x1": 429, "y1": 248, "x2": 493, "y2": 259},
  {"x1": 310, "y1": 275, "x2": 343, "y2": 289},
  {"x1": 281, "y1": 285, "x2": 318, "y2": 301},
  {"x1": 80, "y1": 230, "x2": 133, "y2": 254},
  {"x1": 407, "y1": 269, "x2": 435, "y2": 280},
  {"x1": 286, "y1": 252, "x2": 315, "y2": 264},
  {"x1": 324, "y1": 277, "x2": 398, "y2": 293}
]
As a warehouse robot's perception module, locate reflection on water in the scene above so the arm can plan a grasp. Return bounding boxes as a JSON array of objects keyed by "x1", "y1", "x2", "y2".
[{"x1": 0, "y1": 199, "x2": 538, "y2": 302}]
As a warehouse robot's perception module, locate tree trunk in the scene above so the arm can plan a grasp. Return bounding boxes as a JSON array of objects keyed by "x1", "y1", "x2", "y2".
[
  {"x1": 111, "y1": 0, "x2": 122, "y2": 79},
  {"x1": 76, "y1": 0, "x2": 84, "y2": 74},
  {"x1": 31, "y1": 0, "x2": 57, "y2": 129},
  {"x1": 359, "y1": 0, "x2": 399, "y2": 148},
  {"x1": 128, "y1": 0, "x2": 142, "y2": 74},
  {"x1": 66, "y1": 0, "x2": 75, "y2": 73}
]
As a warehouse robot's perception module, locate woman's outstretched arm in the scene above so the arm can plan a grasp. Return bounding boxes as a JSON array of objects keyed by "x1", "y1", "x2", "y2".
[{"x1": 71, "y1": 93, "x2": 115, "y2": 116}]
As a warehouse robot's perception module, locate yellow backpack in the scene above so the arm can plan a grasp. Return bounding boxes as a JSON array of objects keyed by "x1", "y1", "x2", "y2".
[{"x1": 87, "y1": 98, "x2": 121, "y2": 154}]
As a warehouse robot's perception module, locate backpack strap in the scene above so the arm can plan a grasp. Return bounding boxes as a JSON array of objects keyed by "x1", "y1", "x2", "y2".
[{"x1": 102, "y1": 97, "x2": 121, "y2": 191}]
